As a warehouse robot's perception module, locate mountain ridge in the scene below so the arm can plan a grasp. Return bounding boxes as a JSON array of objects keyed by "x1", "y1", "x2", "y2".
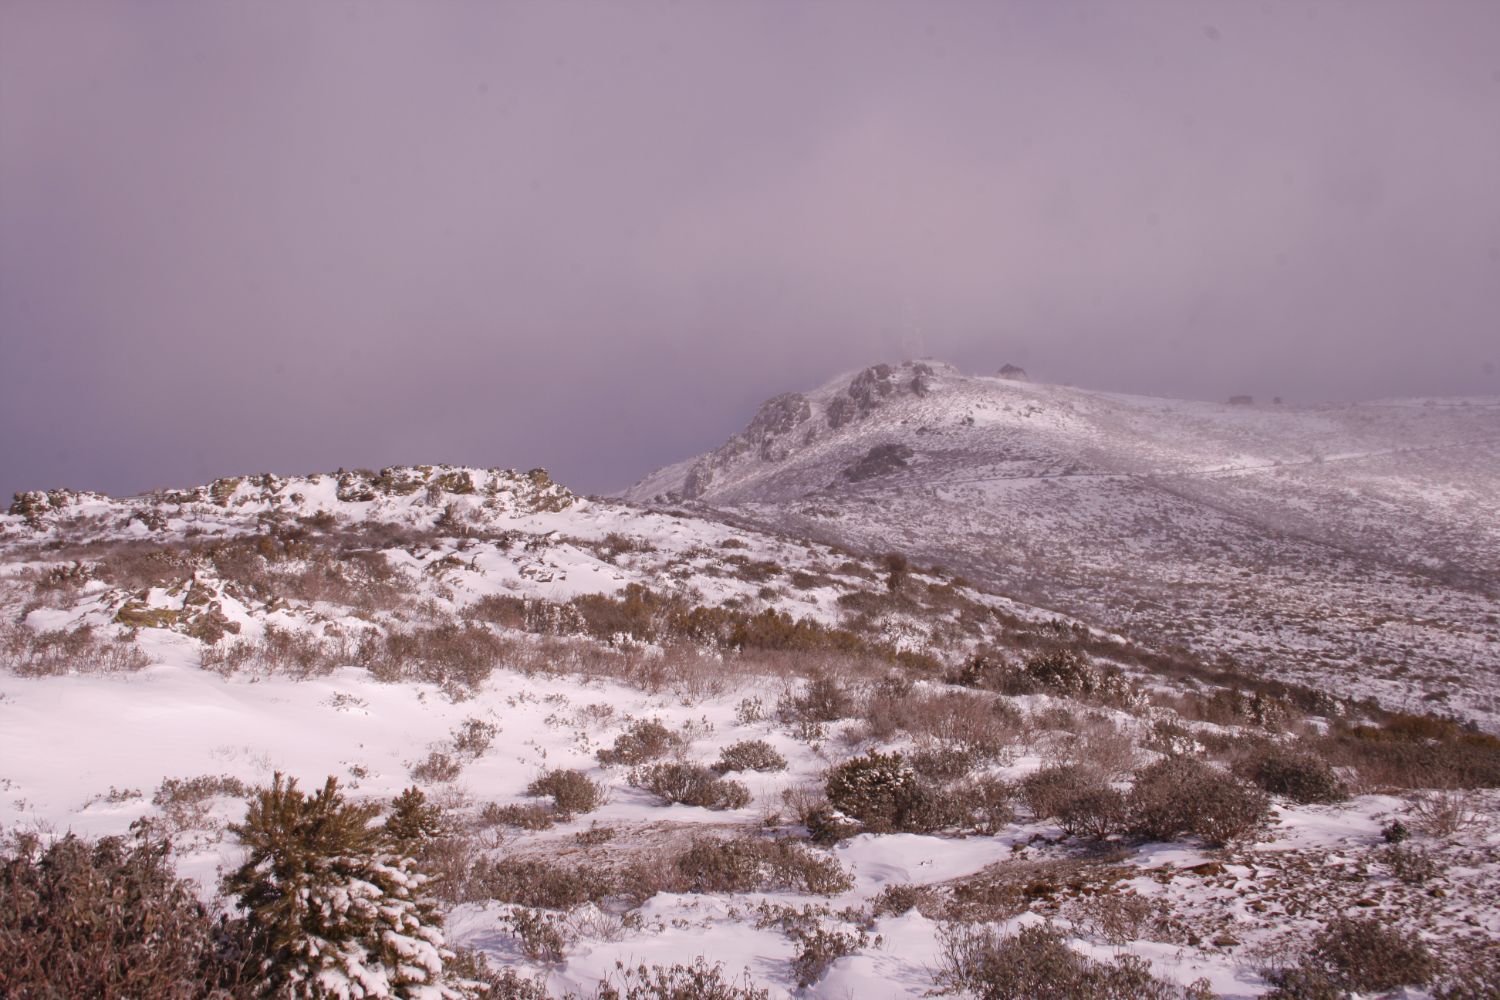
[{"x1": 624, "y1": 360, "x2": 1500, "y2": 725}]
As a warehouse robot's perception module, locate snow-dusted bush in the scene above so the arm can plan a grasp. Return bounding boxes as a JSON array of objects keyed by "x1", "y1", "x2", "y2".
[
  {"x1": 712, "y1": 740, "x2": 788, "y2": 774},
  {"x1": 223, "y1": 773, "x2": 471, "y2": 999},
  {"x1": 629, "y1": 762, "x2": 751, "y2": 810},
  {"x1": 526, "y1": 768, "x2": 605, "y2": 815},
  {"x1": 0, "y1": 833, "x2": 252, "y2": 998},
  {"x1": 825, "y1": 751, "x2": 925, "y2": 833}
]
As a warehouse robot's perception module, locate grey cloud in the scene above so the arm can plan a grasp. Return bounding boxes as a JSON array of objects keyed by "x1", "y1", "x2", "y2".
[{"x1": 2, "y1": 0, "x2": 1497, "y2": 499}]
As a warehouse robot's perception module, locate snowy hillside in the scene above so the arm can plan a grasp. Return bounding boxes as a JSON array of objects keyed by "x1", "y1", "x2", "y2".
[
  {"x1": 5, "y1": 461, "x2": 1499, "y2": 998},
  {"x1": 626, "y1": 362, "x2": 1500, "y2": 729}
]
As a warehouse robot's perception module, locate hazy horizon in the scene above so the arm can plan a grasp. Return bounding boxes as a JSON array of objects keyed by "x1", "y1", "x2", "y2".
[{"x1": 4, "y1": 1, "x2": 1498, "y2": 500}]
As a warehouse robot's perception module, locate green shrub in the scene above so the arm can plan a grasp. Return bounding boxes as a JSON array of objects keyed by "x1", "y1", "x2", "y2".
[
  {"x1": 385, "y1": 786, "x2": 444, "y2": 849},
  {"x1": 223, "y1": 773, "x2": 467, "y2": 997}
]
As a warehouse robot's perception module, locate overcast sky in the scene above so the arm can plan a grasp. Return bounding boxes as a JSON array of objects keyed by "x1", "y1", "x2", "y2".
[{"x1": 3, "y1": 1, "x2": 1498, "y2": 499}]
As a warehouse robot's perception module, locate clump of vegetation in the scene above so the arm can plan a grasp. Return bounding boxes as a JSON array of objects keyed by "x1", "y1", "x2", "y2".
[
  {"x1": 481, "y1": 802, "x2": 557, "y2": 831},
  {"x1": 0, "y1": 833, "x2": 253, "y2": 998},
  {"x1": 675, "y1": 836, "x2": 853, "y2": 895},
  {"x1": 526, "y1": 768, "x2": 605, "y2": 815},
  {"x1": 629, "y1": 762, "x2": 752, "y2": 810},
  {"x1": 503, "y1": 907, "x2": 568, "y2": 963},
  {"x1": 597, "y1": 719, "x2": 684, "y2": 766},
  {"x1": 1320, "y1": 713, "x2": 1500, "y2": 790},
  {"x1": 1128, "y1": 756, "x2": 1269, "y2": 846},
  {"x1": 592, "y1": 958, "x2": 771, "y2": 1000},
  {"x1": 935, "y1": 922, "x2": 1212, "y2": 1000},
  {"x1": 0, "y1": 622, "x2": 149, "y2": 677},
  {"x1": 474, "y1": 857, "x2": 660, "y2": 910},
  {"x1": 825, "y1": 751, "x2": 924, "y2": 833},
  {"x1": 222, "y1": 773, "x2": 468, "y2": 997},
  {"x1": 1261, "y1": 916, "x2": 1437, "y2": 998},
  {"x1": 1236, "y1": 741, "x2": 1348, "y2": 804},
  {"x1": 384, "y1": 786, "x2": 445, "y2": 849},
  {"x1": 712, "y1": 740, "x2": 788, "y2": 774}
]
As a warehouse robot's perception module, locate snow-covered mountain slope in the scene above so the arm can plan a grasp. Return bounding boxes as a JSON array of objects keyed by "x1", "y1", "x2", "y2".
[
  {"x1": 626, "y1": 362, "x2": 1500, "y2": 725},
  {"x1": 7, "y1": 462, "x2": 1500, "y2": 997}
]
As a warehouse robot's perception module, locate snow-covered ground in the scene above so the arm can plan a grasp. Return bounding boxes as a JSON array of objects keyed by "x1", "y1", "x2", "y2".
[
  {"x1": 625, "y1": 362, "x2": 1500, "y2": 730},
  {"x1": 4, "y1": 457, "x2": 1498, "y2": 997}
]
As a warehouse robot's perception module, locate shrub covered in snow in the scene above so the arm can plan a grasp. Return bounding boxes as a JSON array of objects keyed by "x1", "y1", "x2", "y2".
[
  {"x1": 824, "y1": 751, "x2": 926, "y2": 833},
  {"x1": 223, "y1": 773, "x2": 471, "y2": 998}
]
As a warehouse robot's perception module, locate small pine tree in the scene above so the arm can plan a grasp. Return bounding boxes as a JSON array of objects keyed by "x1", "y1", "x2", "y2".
[
  {"x1": 224, "y1": 773, "x2": 471, "y2": 998},
  {"x1": 385, "y1": 786, "x2": 444, "y2": 851}
]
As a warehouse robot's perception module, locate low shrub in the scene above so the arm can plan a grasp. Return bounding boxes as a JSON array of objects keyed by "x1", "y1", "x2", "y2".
[
  {"x1": 871, "y1": 882, "x2": 942, "y2": 918},
  {"x1": 1129, "y1": 757, "x2": 1269, "y2": 846},
  {"x1": 935, "y1": 922, "x2": 1210, "y2": 1000},
  {"x1": 480, "y1": 802, "x2": 557, "y2": 830},
  {"x1": 597, "y1": 719, "x2": 684, "y2": 766},
  {"x1": 630, "y1": 763, "x2": 751, "y2": 810},
  {"x1": 712, "y1": 740, "x2": 788, "y2": 774},
  {"x1": 1382, "y1": 843, "x2": 1441, "y2": 884},
  {"x1": 675, "y1": 836, "x2": 853, "y2": 895},
  {"x1": 1263, "y1": 916, "x2": 1436, "y2": 998},
  {"x1": 474, "y1": 857, "x2": 659, "y2": 910},
  {"x1": 1236, "y1": 742, "x2": 1348, "y2": 804},
  {"x1": 1410, "y1": 788, "x2": 1481, "y2": 837},
  {"x1": 503, "y1": 908, "x2": 567, "y2": 963},
  {"x1": 825, "y1": 751, "x2": 923, "y2": 833},
  {"x1": 591, "y1": 958, "x2": 771, "y2": 1000},
  {"x1": 948, "y1": 775, "x2": 1016, "y2": 835},
  {"x1": 1057, "y1": 786, "x2": 1127, "y2": 840},
  {"x1": 779, "y1": 673, "x2": 857, "y2": 724},
  {"x1": 526, "y1": 769, "x2": 604, "y2": 815},
  {"x1": 1019, "y1": 764, "x2": 1110, "y2": 821},
  {"x1": 0, "y1": 834, "x2": 252, "y2": 998}
]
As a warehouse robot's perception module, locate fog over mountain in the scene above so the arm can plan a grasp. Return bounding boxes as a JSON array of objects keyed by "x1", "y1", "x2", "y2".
[{"x1": 3, "y1": 1, "x2": 1499, "y2": 501}]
